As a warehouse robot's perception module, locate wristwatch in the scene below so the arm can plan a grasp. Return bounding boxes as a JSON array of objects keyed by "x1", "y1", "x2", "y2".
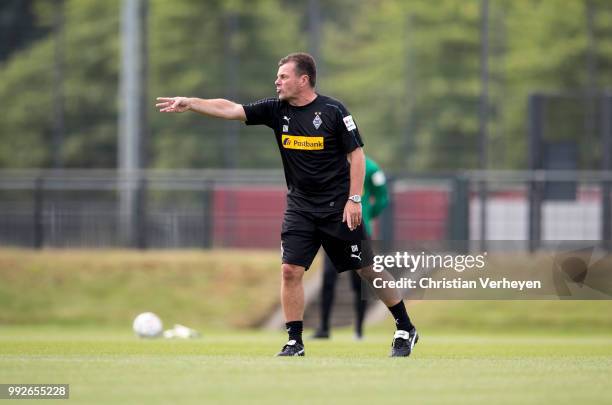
[{"x1": 348, "y1": 194, "x2": 361, "y2": 204}]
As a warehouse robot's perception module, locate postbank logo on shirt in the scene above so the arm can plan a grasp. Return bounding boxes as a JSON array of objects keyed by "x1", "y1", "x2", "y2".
[{"x1": 282, "y1": 135, "x2": 324, "y2": 150}]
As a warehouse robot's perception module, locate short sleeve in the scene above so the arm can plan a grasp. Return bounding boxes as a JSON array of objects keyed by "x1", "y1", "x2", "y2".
[
  {"x1": 334, "y1": 103, "x2": 364, "y2": 153},
  {"x1": 242, "y1": 98, "x2": 279, "y2": 129}
]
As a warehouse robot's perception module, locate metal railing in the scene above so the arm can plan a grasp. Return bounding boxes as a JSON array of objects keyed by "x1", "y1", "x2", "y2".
[{"x1": 1, "y1": 169, "x2": 610, "y2": 250}]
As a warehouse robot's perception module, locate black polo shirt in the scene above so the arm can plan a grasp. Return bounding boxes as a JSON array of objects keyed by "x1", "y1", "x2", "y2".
[{"x1": 243, "y1": 94, "x2": 364, "y2": 212}]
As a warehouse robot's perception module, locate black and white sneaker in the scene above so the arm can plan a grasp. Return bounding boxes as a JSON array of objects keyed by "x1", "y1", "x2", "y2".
[
  {"x1": 390, "y1": 329, "x2": 418, "y2": 357},
  {"x1": 275, "y1": 340, "x2": 305, "y2": 357}
]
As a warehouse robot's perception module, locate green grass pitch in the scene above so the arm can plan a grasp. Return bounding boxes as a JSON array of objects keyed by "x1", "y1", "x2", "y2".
[
  {"x1": 2, "y1": 249, "x2": 612, "y2": 403},
  {"x1": 1, "y1": 326, "x2": 611, "y2": 404}
]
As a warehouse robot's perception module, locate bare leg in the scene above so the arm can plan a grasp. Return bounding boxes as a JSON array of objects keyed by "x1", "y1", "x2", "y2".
[
  {"x1": 356, "y1": 265, "x2": 401, "y2": 307},
  {"x1": 281, "y1": 263, "x2": 306, "y2": 321}
]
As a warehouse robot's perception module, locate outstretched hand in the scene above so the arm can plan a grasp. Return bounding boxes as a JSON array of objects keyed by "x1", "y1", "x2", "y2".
[{"x1": 156, "y1": 97, "x2": 191, "y2": 113}]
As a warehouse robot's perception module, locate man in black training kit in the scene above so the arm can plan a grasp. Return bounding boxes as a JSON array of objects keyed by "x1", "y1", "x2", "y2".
[{"x1": 156, "y1": 52, "x2": 418, "y2": 357}]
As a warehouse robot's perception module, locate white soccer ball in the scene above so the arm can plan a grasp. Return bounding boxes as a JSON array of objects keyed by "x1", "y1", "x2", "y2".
[{"x1": 133, "y1": 312, "x2": 163, "y2": 338}]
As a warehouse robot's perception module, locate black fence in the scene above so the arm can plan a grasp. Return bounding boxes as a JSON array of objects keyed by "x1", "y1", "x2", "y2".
[{"x1": 1, "y1": 169, "x2": 611, "y2": 250}]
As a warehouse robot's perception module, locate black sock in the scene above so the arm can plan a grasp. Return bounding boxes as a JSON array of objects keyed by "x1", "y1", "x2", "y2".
[
  {"x1": 286, "y1": 321, "x2": 303, "y2": 344},
  {"x1": 388, "y1": 301, "x2": 414, "y2": 332}
]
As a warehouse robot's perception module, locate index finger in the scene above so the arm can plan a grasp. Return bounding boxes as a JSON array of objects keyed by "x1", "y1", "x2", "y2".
[{"x1": 156, "y1": 97, "x2": 174, "y2": 101}]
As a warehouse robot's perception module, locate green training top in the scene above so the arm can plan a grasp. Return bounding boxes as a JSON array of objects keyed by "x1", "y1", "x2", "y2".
[{"x1": 362, "y1": 157, "x2": 389, "y2": 236}]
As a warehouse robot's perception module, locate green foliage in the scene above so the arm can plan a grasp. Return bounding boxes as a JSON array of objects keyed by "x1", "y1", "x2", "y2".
[
  {"x1": 1, "y1": 0, "x2": 612, "y2": 170},
  {"x1": 149, "y1": 0, "x2": 303, "y2": 168},
  {"x1": 0, "y1": 0, "x2": 119, "y2": 168}
]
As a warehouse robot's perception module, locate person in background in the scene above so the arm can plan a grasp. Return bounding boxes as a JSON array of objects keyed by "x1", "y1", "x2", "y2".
[{"x1": 312, "y1": 156, "x2": 389, "y2": 340}]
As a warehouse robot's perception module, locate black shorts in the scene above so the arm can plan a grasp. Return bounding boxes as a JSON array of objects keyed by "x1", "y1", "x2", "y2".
[{"x1": 281, "y1": 209, "x2": 374, "y2": 272}]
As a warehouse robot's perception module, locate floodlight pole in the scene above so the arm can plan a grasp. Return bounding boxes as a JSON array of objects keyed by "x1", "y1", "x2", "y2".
[
  {"x1": 223, "y1": 10, "x2": 239, "y2": 169},
  {"x1": 527, "y1": 94, "x2": 543, "y2": 252},
  {"x1": 585, "y1": 0, "x2": 597, "y2": 140},
  {"x1": 52, "y1": 0, "x2": 65, "y2": 169},
  {"x1": 119, "y1": 0, "x2": 148, "y2": 248},
  {"x1": 308, "y1": 0, "x2": 321, "y2": 67},
  {"x1": 478, "y1": 0, "x2": 489, "y2": 251},
  {"x1": 602, "y1": 94, "x2": 612, "y2": 249}
]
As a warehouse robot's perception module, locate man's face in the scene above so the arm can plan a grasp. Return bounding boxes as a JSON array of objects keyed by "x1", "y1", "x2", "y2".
[{"x1": 275, "y1": 62, "x2": 307, "y2": 101}]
